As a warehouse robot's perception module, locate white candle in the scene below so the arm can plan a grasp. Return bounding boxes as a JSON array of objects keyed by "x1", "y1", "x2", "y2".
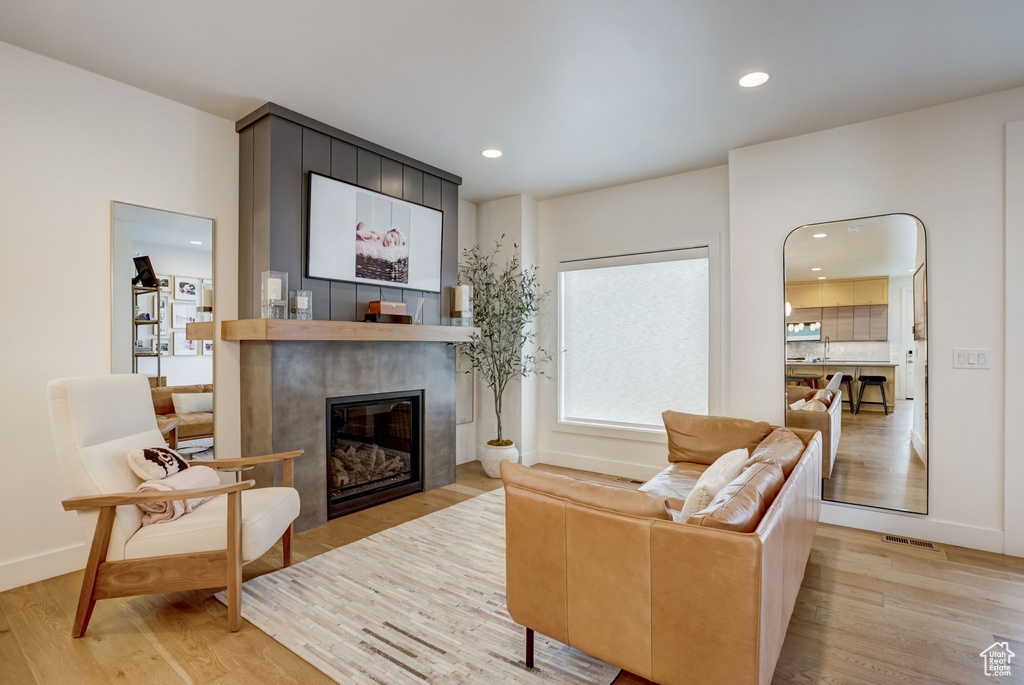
[
  {"x1": 202, "y1": 288, "x2": 214, "y2": 307},
  {"x1": 296, "y1": 295, "x2": 309, "y2": 309},
  {"x1": 268, "y1": 278, "x2": 282, "y2": 301}
]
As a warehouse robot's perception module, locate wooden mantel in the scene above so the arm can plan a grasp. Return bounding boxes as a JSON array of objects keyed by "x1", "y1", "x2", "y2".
[{"x1": 221, "y1": 319, "x2": 478, "y2": 343}]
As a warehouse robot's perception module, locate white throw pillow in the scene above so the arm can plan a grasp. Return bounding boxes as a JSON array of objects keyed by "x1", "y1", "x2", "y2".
[
  {"x1": 788, "y1": 398, "x2": 807, "y2": 411},
  {"x1": 127, "y1": 446, "x2": 190, "y2": 480},
  {"x1": 678, "y1": 448, "x2": 748, "y2": 519},
  {"x1": 171, "y1": 392, "x2": 213, "y2": 415}
]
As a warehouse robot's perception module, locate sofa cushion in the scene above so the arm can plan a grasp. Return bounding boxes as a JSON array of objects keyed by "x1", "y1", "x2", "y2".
[
  {"x1": 749, "y1": 427, "x2": 802, "y2": 475},
  {"x1": 685, "y1": 461, "x2": 784, "y2": 533},
  {"x1": 637, "y1": 462, "x2": 709, "y2": 511},
  {"x1": 662, "y1": 411, "x2": 772, "y2": 465},
  {"x1": 172, "y1": 391, "x2": 213, "y2": 415},
  {"x1": 679, "y1": 448, "x2": 748, "y2": 518},
  {"x1": 175, "y1": 412, "x2": 214, "y2": 439},
  {"x1": 151, "y1": 384, "x2": 213, "y2": 416},
  {"x1": 501, "y1": 461, "x2": 672, "y2": 520},
  {"x1": 745, "y1": 427, "x2": 804, "y2": 477},
  {"x1": 811, "y1": 389, "x2": 834, "y2": 405}
]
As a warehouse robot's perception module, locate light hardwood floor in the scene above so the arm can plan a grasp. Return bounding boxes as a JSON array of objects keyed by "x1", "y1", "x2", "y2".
[
  {"x1": 2, "y1": 462, "x2": 1019, "y2": 684},
  {"x1": 822, "y1": 399, "x2": 928, "y2": 512}
]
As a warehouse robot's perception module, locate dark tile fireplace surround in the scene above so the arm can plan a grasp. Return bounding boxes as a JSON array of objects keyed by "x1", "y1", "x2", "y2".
[
  {"x1": 235, "y1": 104, "x2": 461, "y2": 532},
  {"x1": 242, "y1": 341, "x2": 455, "y2": 532}
]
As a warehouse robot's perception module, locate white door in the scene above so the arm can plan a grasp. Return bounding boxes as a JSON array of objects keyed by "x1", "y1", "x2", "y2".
[{"x1": 902, "y1": 287, "x2": 915, "y2": 399}]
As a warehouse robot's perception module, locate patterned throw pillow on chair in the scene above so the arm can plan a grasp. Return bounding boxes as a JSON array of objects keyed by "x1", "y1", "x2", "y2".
[{"x1": 127, "y1": 446, "x2": 190, "y2": 480}]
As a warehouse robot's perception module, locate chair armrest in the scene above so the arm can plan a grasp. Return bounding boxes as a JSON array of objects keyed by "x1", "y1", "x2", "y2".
[
  {"x1": 190, "y1": 450, "x2": 303, "y2": 470},
  {"x1": 61, "y1": 480, "x2": 254, "y2": 511}
]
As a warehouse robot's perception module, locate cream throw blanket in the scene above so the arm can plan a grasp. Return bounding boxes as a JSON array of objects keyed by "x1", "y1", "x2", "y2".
[{"x1": 136, "y1": 465, "x2": 220, "y2": 526}]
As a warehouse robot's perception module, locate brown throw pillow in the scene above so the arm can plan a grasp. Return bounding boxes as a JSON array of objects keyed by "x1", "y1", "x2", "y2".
[
  {"x1": 745, "y1": 427, "x2": 804, "y2": 477},
  {"x1": 662, "y1": 411, "x2": 772, "y2": 465},
  {"x1": 685, "y1": 461, "x2": 785, "y2": 533}
]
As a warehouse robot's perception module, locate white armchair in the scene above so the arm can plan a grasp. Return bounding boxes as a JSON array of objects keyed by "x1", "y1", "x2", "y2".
[{"x1": 48, "y1": 374, "x2": 301, "y2": 636}]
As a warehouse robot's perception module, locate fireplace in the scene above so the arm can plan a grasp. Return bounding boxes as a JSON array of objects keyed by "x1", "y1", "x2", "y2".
[{"x1": 326, "y1": 390, "x2": 424, "y2": 518}]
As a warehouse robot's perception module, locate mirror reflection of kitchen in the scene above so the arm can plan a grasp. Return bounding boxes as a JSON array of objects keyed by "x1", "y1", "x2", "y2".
[
  {"x1": 111, "y1": 202, "x2": 215, "y2": 457},
  {"x1": 784, "y1": 214, "x2": 927, "y2": 513}
]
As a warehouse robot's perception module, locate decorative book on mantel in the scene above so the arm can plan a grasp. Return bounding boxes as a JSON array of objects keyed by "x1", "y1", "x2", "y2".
[{"x1": 365, "y1": 300, "x2": 411, "y2": 324}]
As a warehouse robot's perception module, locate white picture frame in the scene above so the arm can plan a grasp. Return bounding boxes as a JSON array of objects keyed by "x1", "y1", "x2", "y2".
[
  {"x1": 307, "y1": 172, "x2": 443, "y2": 292},
  {"x1": 172, "y1": 302, "x2": 197, "y2": 328},
  {"x1": 156, "y1": 339, "x2": 171, "y2": 356},
  {"x1": 173, "y1": 331, "x2": 198, "y2": 356},
  {"x1": 156, "y1": 274, "x2": 172, "y2": 292},
  {"x1": 173, "y1": 275, "x2": 199, "y2": 302},
  {"x1": 202, "y1": 340, "x2": 214, "y2": 355}
]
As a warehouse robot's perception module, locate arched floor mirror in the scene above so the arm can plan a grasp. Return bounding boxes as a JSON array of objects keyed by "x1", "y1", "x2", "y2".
[{"x1": 784, "y1": 213, "x2": 928, "y2": 514}]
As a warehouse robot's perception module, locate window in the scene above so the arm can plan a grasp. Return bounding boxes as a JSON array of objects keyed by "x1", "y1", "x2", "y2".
[{"x1": 558, "y1": 248, "x2": 709, "y2": 432}]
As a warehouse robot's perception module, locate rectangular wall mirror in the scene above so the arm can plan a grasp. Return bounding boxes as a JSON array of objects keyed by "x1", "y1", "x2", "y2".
[
  {"x1": 111, "y1": 201, "x2": 215, "y2": 456},
  {"x1": 784, "y1": 213, "x2": 928, "y2": 514}
]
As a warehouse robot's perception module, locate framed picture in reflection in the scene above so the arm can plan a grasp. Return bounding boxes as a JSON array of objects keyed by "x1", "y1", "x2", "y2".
[{"x1": 913, "y1": 263, "x2": 927, "y2": 341}]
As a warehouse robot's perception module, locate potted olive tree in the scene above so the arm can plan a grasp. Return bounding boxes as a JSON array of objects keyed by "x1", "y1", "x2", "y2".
[{"x1": 457, "y1": 238, "x2": 549, "y2": 477}]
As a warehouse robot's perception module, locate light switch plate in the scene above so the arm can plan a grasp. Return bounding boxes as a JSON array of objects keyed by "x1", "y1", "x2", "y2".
[{"x1": 953, "y1": 347, "x2": 991, "y2": 369}]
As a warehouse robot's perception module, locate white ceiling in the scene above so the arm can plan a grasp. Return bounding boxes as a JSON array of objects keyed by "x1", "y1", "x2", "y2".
[
  {"x1": 785, "y1": 214, "x2": 922, "y2": 281},
  {"x1": 114, "y1": 202, "x2": 213, "y2": 250},
  {"x1": 4, "y1": 1, "x2": 1024, "y2": 202}
]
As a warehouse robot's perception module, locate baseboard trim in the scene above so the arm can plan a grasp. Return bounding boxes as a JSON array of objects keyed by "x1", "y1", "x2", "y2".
[
  {"x1": 820, "y1": 503, "x2": 1004, "y2": 553},
  {"x1": 520, "y1": 450, "x2": 540, "y2": 467},
  {"x1": 456, "y1": 447, "x2": 477, "y2": 466},
  {"x1": 536, "y1": 450, "x2": 663, "y2": 481},
  {"x1": 0, "y1": 542, "x2": 86, "y2": 593}
]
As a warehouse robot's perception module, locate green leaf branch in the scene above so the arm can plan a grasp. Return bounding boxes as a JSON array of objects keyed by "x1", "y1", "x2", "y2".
[{"x1": 456, "y1": 237, "x2": 551, "y2": 445}]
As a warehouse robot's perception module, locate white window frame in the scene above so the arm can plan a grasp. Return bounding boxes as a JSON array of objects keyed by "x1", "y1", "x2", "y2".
[{"x1": 554, "y1": 234, "x2": 722, "y2": 443}]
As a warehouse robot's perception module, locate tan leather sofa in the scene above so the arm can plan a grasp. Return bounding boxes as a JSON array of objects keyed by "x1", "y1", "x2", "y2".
[
  {"x1": 501, "y1": 416, "x2": 821, "y2": 685},
  {"x1": 151, "y1": 383, "x2": 213, "y2": 443},
  {"x1": 786, "y1": 371, "x2": 842, "y2": 478}
]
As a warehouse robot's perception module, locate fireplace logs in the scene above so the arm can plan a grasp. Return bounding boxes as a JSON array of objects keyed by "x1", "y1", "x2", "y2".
[{"x1": 330, "y1": 441, "x2": 409, "y2": 490}]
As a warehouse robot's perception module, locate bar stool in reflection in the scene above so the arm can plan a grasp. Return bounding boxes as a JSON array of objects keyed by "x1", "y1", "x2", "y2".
[
  {"x1": 826, "y1": 373, "x2": 856, "y2": 412},
  {"x1": 856, "y1": 375, "x2": 889, "y2": 415},
  {"x1": 786, "y1": 372, "x2": 822, "y2": 389}
]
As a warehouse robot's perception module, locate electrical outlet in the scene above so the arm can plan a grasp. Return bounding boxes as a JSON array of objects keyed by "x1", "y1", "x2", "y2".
[{"x1": 953, "y1": 347, "x2": 991, "y2": 369}]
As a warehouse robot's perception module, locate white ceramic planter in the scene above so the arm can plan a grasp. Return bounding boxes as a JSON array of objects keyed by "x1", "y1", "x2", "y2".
[{"x1": 481, "y1": 442, "x2": 519, "y2": 478}]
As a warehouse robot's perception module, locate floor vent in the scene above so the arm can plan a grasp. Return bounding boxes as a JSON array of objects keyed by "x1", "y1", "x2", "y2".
[{"x1": 883, "y1": 534, "x2": 937, "y2": 550}]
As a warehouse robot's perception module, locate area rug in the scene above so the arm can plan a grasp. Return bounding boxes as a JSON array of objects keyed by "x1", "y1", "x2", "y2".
[{"x1": 216, "y1": 488, "x2": 619, "y2": 685}]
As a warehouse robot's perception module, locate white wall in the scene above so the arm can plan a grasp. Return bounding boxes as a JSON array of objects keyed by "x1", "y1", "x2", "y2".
[
  {"x1": 1004, "y1": 120, "x2": 1024, "y2": 556},
  {"x1": 535, "y1": 166, "x2": 731, "y2": 479},
  {"x1": 729, "y1": 87, "x2": 1024, "y2": 552},
  {"x1": 0, "y1": 41, "x2": 239, "y2": 591},
  {"x1": 455, "y1": 198, "x2": 479, "y2": 465}
]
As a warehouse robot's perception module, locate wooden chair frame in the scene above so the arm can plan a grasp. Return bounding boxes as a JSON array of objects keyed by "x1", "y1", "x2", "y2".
[{"x1": 61, "y1": 450, "x2": 303, "y2": 637}]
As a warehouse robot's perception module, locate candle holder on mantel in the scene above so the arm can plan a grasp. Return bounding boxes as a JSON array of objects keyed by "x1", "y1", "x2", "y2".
[
  {"x1": 198, "y1": 283, "x2": 214, "y2": 322},
  {"x1": 261, "y1": 270, "x2": 288, "y2": 319},
  {"x1": 290, "y1": 290, "x2": 313, "y2": 320}
]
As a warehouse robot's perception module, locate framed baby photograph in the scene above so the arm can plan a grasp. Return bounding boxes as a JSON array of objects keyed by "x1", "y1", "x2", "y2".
[{"x1": 307, "y1": 172, "x2": 442, "y2": 292}]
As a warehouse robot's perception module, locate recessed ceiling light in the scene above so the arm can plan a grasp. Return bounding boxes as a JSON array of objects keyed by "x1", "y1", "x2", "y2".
[
  {"x1": 190, "y1": 240, "x2": 203, "y2": 245},
  {"x1": 739, "y1": 72, "x2": 770, "y2": 88},
  {"x1": 817, "y1": 276, "x2": 827, "y2": 280},
  {"x1": 481, "y1": 149, "x2": 502, "y2": 158},
  {"x1": 812, "y1": 233, "x2": 827, "y2": 238},
  {"x1": 909, "y1": 268, "x2": 916, "y2": 272},
  {"x1": 811, "y1": 267, "x2": 822, "y2": 271}
]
